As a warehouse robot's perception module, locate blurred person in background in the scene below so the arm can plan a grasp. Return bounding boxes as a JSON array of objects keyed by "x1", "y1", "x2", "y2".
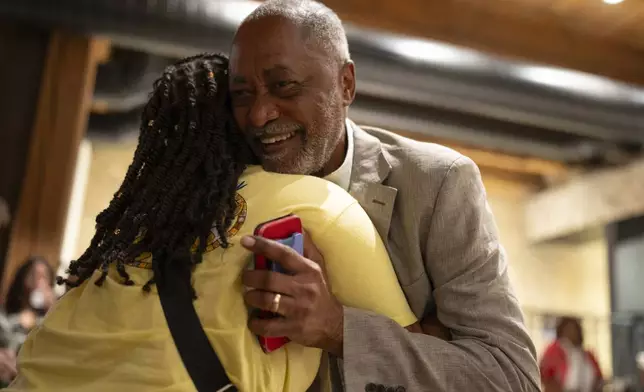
[
  {"x1": 0, "y1": 197, "x2": 14, "y2": 386},
  {"x1": 2, "y1": 256, "x2": 55, "y2": 352},
  {"x1": 540, "y1": 316, "x2": 603, "y2": 392},
  {"x1": 0, "y1": 257, "x2": 54, "y2": 388},
  {"x1": 637, "y1": 351, "x2": 644, "y2": 389}
]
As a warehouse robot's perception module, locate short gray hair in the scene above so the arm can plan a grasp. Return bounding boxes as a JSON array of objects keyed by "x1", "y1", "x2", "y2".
[{"x1": 242, "y1": 0, "x2": 351, "y2": 65}]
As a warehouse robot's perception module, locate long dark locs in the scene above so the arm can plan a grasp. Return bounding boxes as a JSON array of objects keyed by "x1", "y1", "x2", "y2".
[{"x1": 58, "y1": 53, "x2": 252, "y2": 292}]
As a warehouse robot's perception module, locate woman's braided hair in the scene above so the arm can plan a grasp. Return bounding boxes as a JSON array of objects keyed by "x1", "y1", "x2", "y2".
[{"x1": 59, "y1": 53, "x2": 251, "y2": 291}]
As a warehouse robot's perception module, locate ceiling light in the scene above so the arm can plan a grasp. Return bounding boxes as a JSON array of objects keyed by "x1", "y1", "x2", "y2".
[
  {"x1": 512, "y1": 65, "x2": 644, "y2": 105},
  {"x1": 603, "y1": 0, "x2": 624, "y2": 4},
  {"x1": 383, "y1": 38, "x2": 486, "y2": 69},
  {"x1": 513, "y1": 66, "x2": 622, "y2": 98},
  {"x1": 206, "y1": 0, "x2": 261, "y2": 26}
]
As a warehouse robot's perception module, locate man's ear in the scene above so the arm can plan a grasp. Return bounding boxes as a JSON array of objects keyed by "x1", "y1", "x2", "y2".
[{"x1": 340, "y1": 61, "x2": 356, "y2": 107}]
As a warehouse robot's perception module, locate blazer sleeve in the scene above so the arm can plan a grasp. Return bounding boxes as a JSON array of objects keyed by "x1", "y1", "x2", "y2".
[{"x1": 339, "y1": 156, "x2": 542, "y2": 392}]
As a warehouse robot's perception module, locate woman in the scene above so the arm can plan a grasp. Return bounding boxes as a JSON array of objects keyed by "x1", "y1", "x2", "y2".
[
  {"x1": 3, "y1": 256, "x2": 55, "y2": 353},
  {"x1": 540, "y1": 317, "x2": 603, "y2": 392},
  {"x1": 6, "y1": 54, "x2": 417, "y2": 392},
  {"x1": 0, "y1": 257, "x2": 54, "y2": 388}
]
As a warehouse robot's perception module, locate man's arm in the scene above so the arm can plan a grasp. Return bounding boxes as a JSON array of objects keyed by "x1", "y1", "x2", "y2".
[{"x1": 340, "y1": 156, "x2": 541, "y2": 391}]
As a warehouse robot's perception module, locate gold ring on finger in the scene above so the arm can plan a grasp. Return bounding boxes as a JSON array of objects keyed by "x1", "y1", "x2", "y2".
[{"x1": 271, "y1": 293, "x2": 282, "y2": 314}]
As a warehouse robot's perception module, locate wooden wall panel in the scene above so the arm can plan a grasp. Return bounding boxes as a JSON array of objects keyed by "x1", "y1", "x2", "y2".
[
  {"x1": 0, "y1": 21, "x2": 50, "y2": 285},
  {"x1": 1, "y1": 31, "x2": 103, "y2": 295}
]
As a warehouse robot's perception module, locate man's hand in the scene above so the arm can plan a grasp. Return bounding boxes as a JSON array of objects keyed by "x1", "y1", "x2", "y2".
[
  {"x1": 240, "y1": 233, "x2": 344, "y2": 357},
  {"x1": 404, "y1": 314, "x2": 451, "y2": 339},
  {"x1": 0, "y1": 348, "x2": 17, "y2": 383},
  {"x1": 420, "y1": 313, "x2": 452, "y2": 341}
]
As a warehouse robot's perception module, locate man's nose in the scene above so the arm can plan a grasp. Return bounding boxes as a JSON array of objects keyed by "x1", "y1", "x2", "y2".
[{"x1": 247, "y1": 93, "x2": 279, "y2": 129}]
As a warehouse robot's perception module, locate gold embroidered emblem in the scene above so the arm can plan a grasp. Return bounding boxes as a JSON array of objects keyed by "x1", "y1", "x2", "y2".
[
  {"x1": 127, "y1": 188, "x2": 248, "y2": 269},
  {"x1": 192, "y1": 192, "x2": 247, "y2": 253}
]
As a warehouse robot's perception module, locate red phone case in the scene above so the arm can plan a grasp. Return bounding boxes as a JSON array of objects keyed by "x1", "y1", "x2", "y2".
[{"x1": 253, "y1": 214, "x2": 302, "y2": 353}]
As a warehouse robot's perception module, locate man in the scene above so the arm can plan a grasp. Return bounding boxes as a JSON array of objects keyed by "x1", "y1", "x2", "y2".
[{"x1": 231, "y1": 0, "x2": 541, "y2": 391}]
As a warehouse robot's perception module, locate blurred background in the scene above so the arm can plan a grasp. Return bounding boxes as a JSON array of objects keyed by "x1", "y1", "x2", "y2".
[{"x1": 0, "y1": 0, "x2": 643, "y2": 390}]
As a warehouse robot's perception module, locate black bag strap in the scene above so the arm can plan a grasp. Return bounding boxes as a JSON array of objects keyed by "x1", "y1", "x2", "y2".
[{"x1": 155, "y1": 260, "x2": 237, "y2": 392}]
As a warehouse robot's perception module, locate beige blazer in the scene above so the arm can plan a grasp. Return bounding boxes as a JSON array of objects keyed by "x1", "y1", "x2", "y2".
[{"x1": 319, "y1": 121, "x2": 541, "y2": 392}]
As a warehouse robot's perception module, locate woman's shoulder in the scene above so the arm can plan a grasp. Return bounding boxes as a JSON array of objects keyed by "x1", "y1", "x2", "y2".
[
  {"x1": 240, "y1": 166, "x2": 357, "y2": 210},
  {"x1": 241, "y1": 165, "x2": 339, "y2": 186}
]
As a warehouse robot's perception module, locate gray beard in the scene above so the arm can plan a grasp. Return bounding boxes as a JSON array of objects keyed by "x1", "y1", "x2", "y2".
[{"x1": 264, "y1": 112, "x2": 345, "y2": 175}]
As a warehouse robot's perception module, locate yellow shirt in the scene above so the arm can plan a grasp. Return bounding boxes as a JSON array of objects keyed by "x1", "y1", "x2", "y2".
[{"x1": 9, "y1": 166, "x2": 416, "y2": 392}]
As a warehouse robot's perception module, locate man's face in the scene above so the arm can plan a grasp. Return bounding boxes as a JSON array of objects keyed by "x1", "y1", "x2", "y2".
[{"x1": 229, "y1": 16, "x2": 355, "y2": 175}]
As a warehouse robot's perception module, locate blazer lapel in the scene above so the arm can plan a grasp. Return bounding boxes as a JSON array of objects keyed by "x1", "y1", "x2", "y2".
[{"x1": 347, "y1": 121, "x2": 397, "y2": 239}]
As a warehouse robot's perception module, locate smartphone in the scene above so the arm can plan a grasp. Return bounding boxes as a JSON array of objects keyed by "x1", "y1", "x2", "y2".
[{"x1": 253, "y1": 214, "x2": 303, "y2": 353}]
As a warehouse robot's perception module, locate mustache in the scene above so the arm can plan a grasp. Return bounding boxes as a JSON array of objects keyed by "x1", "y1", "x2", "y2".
[{"x1": 248, "y1": 123, "x2": 303, "y2": 138}]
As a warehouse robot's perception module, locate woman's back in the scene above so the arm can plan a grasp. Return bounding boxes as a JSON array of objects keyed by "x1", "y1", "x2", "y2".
[{"x1": 9, "y1": 167, "x2": 415, "y2": 392}]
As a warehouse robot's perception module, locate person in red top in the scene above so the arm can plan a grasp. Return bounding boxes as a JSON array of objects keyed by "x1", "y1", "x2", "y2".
[{"x1": 540, "y1": 317, "x2": 603, "y2": 392}]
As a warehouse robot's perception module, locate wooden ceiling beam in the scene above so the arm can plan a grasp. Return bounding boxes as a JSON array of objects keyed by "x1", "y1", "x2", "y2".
[
  {"x1": 92, "y1": 37, "x2": 112, "y2": 64},
  {"x1": 321, "y1": 0, "x2": 644, "y2": 86},
  {"x1": 526, "y1": 158, "x2": 644, "y2": 243},
  {"x1": 2, "y1": 31, "x2": 102, "y2": 294}
]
